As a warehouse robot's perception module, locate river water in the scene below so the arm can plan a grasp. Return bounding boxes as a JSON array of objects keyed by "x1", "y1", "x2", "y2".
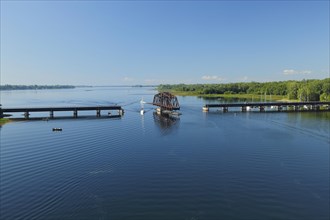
[{"x1": 0, "y1": 87, "x2": 329, "y2": 220}]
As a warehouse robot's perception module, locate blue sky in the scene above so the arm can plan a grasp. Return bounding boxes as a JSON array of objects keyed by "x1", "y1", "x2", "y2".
[{"x1": 1, "y1": 1, "x2": 329, "y2": 85}]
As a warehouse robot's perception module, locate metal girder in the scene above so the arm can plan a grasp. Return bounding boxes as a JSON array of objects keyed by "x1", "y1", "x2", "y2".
[{"x1": 152, "y1": 92, "x2": 180, "y2": 110}]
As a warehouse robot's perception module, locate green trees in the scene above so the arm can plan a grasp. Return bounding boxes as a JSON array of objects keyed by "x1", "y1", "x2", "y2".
[
  {"x1": 158, "y1": 78, "x2": 330, "y2": 101},
  {"x1": 287, "y1": 82, "x2": 299, "y2": 100},
  {"x1": 320, "y1": 78, "x2": 330, "y2": 101}
]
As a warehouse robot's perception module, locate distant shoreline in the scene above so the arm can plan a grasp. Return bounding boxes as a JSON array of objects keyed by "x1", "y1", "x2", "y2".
[
  {"x1": 0, "y1": 85, "x2": 75, "y2": 90},
  {"x1": 0, "y1": 85, "x2": 158, "y2": 90}
]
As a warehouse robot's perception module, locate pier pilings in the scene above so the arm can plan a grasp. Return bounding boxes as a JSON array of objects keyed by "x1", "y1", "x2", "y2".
[
  {"x1": 203, "y1": 101, "x2": 330, "y2": 113},
  {"x1": 50, "y1": 111, "x2": 54, "y2": 118}
]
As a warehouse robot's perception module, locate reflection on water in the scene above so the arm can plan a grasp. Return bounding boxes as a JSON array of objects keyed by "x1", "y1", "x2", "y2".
[{"x1": 153, "y1": 112, "x2": 180, "y2": 135}]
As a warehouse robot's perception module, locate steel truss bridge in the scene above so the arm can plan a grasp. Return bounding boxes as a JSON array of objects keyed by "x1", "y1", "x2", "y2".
[{"x1": 152, "y1": 92, "x2": 180, "y2": 111}]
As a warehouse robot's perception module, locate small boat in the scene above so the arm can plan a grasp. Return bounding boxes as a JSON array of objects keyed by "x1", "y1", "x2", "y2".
[
  {"x1": 52, "y1": 128, "x2": 62, "y2": 131},
  {"x1": 140, "y1": 98, "x2": 146, "y2": 115}
]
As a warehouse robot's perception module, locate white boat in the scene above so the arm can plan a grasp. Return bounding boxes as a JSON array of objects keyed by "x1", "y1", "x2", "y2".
[{"x1": 140, "y1": 98, "x2": 146, "y2": 115}]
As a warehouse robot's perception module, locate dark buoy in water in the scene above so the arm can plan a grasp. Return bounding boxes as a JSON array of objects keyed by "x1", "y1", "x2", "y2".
[{"x1": 52, "y1": 128, "x2": 62, "y2": 132}]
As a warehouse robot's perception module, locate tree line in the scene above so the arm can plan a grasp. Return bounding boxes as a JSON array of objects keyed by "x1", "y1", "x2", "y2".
[
  {"x1": 0, "y1": 85, "x2": 75, "y2": 90},
  {"x1": 158, "y1": 78, "x2": 330, "y2": 101}
]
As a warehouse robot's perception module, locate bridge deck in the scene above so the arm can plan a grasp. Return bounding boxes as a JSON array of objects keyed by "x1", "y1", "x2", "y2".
[
  {"x1": 2, "y1": 106, "x2": 122, "y2": 112},
  {"x1": 205, "y1": 101, "x2": 330, "y2": 108},
  {"x1": 1, "y1": 106, "x2": 123, "y2": 119},
  {"x1": 203, "y1": 101, "x2": 330, "y2": 112}
]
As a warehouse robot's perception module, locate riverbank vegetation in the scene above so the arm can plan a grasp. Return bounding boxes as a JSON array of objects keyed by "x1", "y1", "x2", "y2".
[
  {"x1": 0, "y1": 118, "x2": 11, "y2": 125},
  {"x1": 0, "y1": 85, "x2": 75, "y2": 90},
  {"x1": 158, "y1": 78, "x2": 330, "y2": 101}
]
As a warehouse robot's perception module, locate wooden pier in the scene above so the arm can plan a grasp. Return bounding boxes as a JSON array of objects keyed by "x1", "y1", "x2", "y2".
[
  {"x1": 0, "y1": 106, "x2": 124, "y2": 119},
  {"x1": 202, "y1": 101, "x2": 330, "y2": 113}
]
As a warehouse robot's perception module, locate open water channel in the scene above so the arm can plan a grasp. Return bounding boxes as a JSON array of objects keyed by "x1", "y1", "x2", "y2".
[{"x1": 0, "y1": 87, "x2": 329, "y2": 219}]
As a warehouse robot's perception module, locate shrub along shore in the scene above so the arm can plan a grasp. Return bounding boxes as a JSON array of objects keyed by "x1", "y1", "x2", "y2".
[{"x1": 0, "y1": 118, "x2": 11, "y2": 125}]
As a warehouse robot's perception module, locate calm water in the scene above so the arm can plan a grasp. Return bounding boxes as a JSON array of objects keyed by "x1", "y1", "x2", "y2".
[{"x1": 1, "y1": 87, "x2": 329, "y2": 220}]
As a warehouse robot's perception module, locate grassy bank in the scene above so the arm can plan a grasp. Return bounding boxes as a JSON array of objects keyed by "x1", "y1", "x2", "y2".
[{"x1": 0, "y1": 118, "x2": 11, "y2": 125}]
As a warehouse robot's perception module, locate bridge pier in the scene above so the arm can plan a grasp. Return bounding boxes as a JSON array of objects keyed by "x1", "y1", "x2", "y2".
[
  {"x1": 96, "y1": 109, "x2": 101, "y2": 117},
  {"x1": 277, "y1": 106, "x2": 282, "y2": 112},
  {"x1": 119, "y1": 109, "x2": 124, "y2": 116},
  {"x1": 223, "y1": 107, "x2": 228, "y2": 113},
  {"x1": 312, "y1": 105, "x2": 320, "y2": 111},
  {"x1": 259, "y1": 106, "x2": 265, "y2": 112},
  {"x1": 73, "y1": 110, "x2": 78, "y2": 118},
  {"x1": 156, "y1": 108, "x2": 162, "y2": 114},
  {"x1": 24, "y1": 111, "x2": 30, "y2": 119},
  {"x1": 241, "y1": 106, "x2": 247, "y2": 112},
  {"x1": 50, "y1": 111, "x2": 54, "y2": 119}
]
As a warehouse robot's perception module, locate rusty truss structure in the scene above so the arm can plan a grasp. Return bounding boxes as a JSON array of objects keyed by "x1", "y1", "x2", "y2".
[{"x1": 152, "y1": 92, "x2": 180, "y2": 111}]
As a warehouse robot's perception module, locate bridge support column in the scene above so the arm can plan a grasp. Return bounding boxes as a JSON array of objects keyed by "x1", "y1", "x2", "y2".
[
  {"x1": 312, "y1": 105, "x2": 320, "y2": 111},
  {"x1": 50, "y1": 111, "x2": 54, "y2": 119},
  {"x1": 241, "y1": 106, "x2": 247, "y2": 112},
  {"x1": 24, "y1": 111, "x2": 30, "y2": 119},
  {"x1": 223, "y1": 107, "x2": 228, "y2": 113},
  {"x1": 96, "y1": 109, "x2": 101, "y2": 117},
  {"x1": 118, "y1": 109, "x2": 124, "y2": 116},
  {"x1": 73, "y1": 110, "x2": 78, "y2": 118},
  {"x1": 277, "y1": 106, "x2": 282, "y2": 112},
  {"x1": 294, "y1": 105, "x2": 299, "y2": 111},
  {"x1": 259, "y1": 106, "x2": 265, "y2": 112}
]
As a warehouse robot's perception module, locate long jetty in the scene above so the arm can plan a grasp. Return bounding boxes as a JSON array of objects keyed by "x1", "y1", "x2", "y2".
[
  {"x1": 0, "y1": 106, "x2": 124, "y2": 119},
  {"x1": 202, "y1": 101, "x2": 330, "y2": 112}
]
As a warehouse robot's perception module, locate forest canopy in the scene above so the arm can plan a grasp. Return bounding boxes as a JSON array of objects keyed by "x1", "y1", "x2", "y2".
[{"x1": 158, "y1": 78, "x2": 330, "y2": 101}]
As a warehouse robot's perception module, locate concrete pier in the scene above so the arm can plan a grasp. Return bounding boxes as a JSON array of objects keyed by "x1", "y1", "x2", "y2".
[
  {"x1": 50, "y1": 111, "x2": 54, "y2": 118},
  {"x1": 73, "y1": 110, "x2": 78, "y2": 118}
]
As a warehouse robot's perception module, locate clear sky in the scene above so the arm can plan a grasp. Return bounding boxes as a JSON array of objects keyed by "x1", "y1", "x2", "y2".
[{"x1": 1, "y1": 0, "x2": 329, "y2": 85}]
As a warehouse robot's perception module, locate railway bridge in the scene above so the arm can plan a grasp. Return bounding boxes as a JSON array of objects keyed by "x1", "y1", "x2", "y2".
[{"x1": 152, "y1": 92, "x2": 180, "y2": 113}]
